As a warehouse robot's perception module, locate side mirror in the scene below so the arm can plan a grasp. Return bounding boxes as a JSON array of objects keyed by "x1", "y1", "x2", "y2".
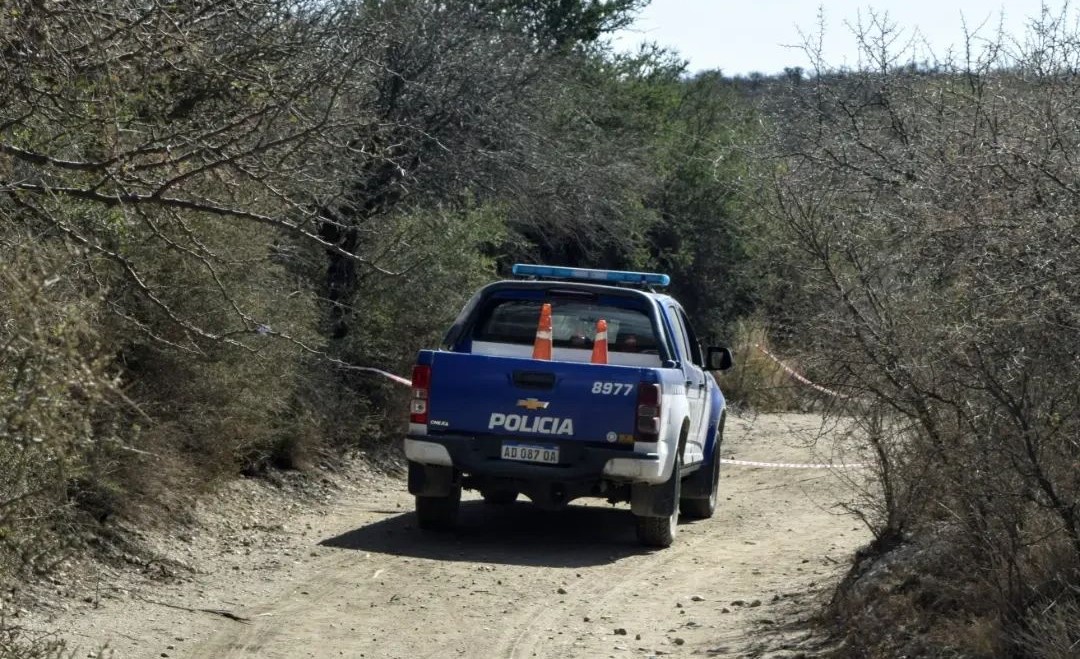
[{"x1": 706, "y1": 346, "x2": 734, "y2": 371}]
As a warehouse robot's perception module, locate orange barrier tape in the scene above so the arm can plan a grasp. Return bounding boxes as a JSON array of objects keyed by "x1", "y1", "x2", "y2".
[
  {"x1": 359, "y1": 359, "x2": 872, "y2": 469},
  {"x1": 754, "y1": 344, "x2": 850, "y2": 399},
  {"x1": 721, "y1": 458, "x2": 867, "y2": 469},
  {"x1": 352, "y1": 366, "x2": 412, "y2": 387}
]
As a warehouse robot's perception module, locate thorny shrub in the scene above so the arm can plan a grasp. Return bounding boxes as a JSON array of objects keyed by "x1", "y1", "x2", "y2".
[
  {"x1": 0, "y1": 245, "x2": 120, "y2": 575},
  {"x1": 758, "y1": 5, "x2": 1080, "y2": 656}
]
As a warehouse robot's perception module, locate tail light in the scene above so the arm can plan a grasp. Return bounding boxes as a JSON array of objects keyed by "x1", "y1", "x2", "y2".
[
  {"x1": 410, "y1": 365, "x2": 431, "y2": 424},
  {"x1": 635, "y1": 382, "x2": 662, "y2": 442}
]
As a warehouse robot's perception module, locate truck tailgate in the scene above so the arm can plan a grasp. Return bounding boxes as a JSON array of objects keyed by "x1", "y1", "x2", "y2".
[{"x1": 423, "y1": 351, "x2": 648, "y2": 445}]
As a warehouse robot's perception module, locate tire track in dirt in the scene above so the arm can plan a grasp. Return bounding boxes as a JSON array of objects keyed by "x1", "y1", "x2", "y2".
[
  {"x1": 491, "y1": 461, "x2": 855, "y2": 658},
  {"x1": 52, "y1": 414, "x2": 871, "y2": 659},
  {"x1": 487, "y1": 414, "x2": 868, "y2": 658}
]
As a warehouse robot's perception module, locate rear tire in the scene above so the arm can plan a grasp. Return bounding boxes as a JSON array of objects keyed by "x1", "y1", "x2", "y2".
[
  {"x1": 415, "y1": 486, "x2": 461, "y2": 530},
  {"x1": 635, "y1": 510, "x2": 677, "y2": 548},
  {"x1": 481, "y1": 489, "x2": 518, "y2": 505},
  {"x1": 635, "y1": 453, "x2": 681, "y2": 548}
]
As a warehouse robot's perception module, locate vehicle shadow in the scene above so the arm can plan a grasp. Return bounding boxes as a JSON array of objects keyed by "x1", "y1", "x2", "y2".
[{"x1": 319, "y1": 500, "x2": 659, "y2": 568}]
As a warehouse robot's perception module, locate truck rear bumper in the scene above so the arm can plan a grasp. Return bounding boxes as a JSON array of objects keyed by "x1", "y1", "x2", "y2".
[
  {"x1": 405, "y1": 434, "x2": 664, "y2": 484},
  {"x1": 403, "y1": 439, "x2": 453, "y2": 467},
  {"x1": 602, "y1": 454, "x2": 667, "y2": 482}
]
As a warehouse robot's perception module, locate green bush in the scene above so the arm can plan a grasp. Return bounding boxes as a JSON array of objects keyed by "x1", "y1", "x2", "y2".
[
  {"x1": 108, "y1": 217, "x2": 325, "y2": 479},
  {"x1": 324, "y1": 202, "x2": 503, "y2": 445},
  {"x1": 0, "y1": 244, "x2": 120, "y2": 574}
]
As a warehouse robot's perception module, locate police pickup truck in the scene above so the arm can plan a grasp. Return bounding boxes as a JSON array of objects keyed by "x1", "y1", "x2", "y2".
[{"x1": 404, "y1": 265, "x2": 733, "y2": 547}]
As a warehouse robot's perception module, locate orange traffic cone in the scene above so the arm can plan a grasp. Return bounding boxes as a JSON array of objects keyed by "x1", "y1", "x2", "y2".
[
  {"x1": 532, "y1": 303, "x2": 553, "y2": 360},
  {"x1": 591, "y1": 319, "x2": 608, "y2": 364}
]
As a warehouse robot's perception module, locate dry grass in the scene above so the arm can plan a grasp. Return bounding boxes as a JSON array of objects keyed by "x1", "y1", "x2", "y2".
[
  {"x1": 714, "y1": 317, "x2": 802, "y2": 412},
  {"x1": 0, "y1": 621, "x2": 73, "y2": 659}
]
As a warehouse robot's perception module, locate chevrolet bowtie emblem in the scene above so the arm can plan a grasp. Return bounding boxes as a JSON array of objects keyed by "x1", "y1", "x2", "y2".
[{"x1": 516, "y1": 398, "x2": 550, "y2": 411}]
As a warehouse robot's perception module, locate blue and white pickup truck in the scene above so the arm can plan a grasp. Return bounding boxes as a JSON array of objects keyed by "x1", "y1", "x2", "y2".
[{"x1": 404, "y1": 265, "x2": 733, "y2": 547}]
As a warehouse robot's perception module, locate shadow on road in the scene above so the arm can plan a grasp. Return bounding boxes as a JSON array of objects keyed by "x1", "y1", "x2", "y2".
[{"x1": 319, "y1": 500, "x2": 661, "y2": 568}]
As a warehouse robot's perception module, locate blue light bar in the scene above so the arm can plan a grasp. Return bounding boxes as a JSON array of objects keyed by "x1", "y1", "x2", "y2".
[{"x1": 511, "y1": 264, "x2": 671, "y2": 287}]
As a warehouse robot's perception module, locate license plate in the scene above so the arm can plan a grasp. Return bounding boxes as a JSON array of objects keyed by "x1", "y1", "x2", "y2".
[{"x1": 501, "y1": 442, "x2": 559, "y2": 465}]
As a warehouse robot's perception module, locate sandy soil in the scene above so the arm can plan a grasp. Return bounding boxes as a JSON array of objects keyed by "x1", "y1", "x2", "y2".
[{"x1": 48, "y1": 413, "x2": 872, "y2": 659}]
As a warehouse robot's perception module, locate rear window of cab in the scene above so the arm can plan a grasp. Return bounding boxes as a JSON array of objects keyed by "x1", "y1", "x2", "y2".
[{"x1": 472, "y1": 298, "x2": 660, "y2": 354}]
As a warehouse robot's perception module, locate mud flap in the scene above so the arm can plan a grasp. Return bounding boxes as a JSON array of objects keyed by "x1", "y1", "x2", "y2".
[
  {"x1": 631, "y1": 469, "x2": 679, "y2": 517},
  {"x1": 408, "y1": 461, "x2": 456, "y2": 497}
]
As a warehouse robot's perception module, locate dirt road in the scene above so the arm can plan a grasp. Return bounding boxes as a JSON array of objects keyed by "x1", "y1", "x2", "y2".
[{"x1": 55, "y1": 413, "x2": 870, "y2": 658}]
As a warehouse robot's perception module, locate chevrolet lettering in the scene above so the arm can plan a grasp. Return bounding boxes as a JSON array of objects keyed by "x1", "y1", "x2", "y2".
[{"x1": 404, "y1": 264, "x2": 734, "y2": 548}]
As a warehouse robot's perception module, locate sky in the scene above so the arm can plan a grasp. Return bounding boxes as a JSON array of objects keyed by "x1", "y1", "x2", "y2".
[{"x1": 610, "y1": 1, "x2": 1063, "y2": 75}]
